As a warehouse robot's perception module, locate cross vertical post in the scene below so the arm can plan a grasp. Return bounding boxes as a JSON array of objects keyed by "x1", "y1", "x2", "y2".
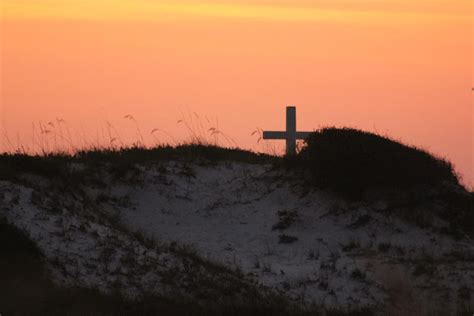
[{"x1": 286, "y1": 106, "x2": 297, "y2": 155}]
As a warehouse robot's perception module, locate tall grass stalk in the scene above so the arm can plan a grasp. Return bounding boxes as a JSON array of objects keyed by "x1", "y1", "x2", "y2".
[{"x1": 0, "y1": 112, "x2": 249, "y2": 156}]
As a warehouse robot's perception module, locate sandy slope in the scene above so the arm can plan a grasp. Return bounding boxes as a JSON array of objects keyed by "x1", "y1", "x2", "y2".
[{"x1": 2, "y1": 159, "x2": 473, "y2": 314}]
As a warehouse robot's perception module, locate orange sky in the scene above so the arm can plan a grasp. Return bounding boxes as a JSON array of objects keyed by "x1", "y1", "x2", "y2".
[{"x1": 1, "y1": 0, "x2": 473, "y2": 186}]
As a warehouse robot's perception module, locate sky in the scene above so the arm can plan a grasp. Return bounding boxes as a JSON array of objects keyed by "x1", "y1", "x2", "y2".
[{"x1": 1, "y1": 0, "x2": 473, "y2": 186}]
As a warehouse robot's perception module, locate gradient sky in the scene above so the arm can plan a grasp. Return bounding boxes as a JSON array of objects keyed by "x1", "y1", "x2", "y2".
[{"x1": 1, "y1": 0, "x2": 473, "y2": 185}]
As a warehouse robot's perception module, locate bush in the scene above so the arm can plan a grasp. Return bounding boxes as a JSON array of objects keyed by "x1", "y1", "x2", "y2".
[
  {"x1": 296, "y1": 128, "x2": 459, "y2": 197},
  {"x1": 0, "y1": 217, "x2": 43, "y2": 260}
]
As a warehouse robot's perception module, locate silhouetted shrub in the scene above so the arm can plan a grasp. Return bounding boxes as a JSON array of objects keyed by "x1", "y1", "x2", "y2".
[
  {"x1": 296, "y1": 128, "x2": 459, "y2": 197},
  {"x1": 0, "y1": 217, "x2": 44, "y2": 263}
]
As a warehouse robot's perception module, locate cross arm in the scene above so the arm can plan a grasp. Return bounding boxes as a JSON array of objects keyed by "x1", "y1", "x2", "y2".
[
  {"x1": 295, "y1": 131, "x2": 313, "y2": 140},
  {"x1": 262, "y1": 131, "x2": 287, "y2": 140},
  {"x1": 263, "y1": 131, "x2": 313, "y2": 140}
]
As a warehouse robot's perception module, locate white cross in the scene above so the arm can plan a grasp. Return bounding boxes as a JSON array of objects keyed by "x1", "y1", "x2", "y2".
[{"x1": 263, "y1": 106, "x2": 312, "y2": 155}]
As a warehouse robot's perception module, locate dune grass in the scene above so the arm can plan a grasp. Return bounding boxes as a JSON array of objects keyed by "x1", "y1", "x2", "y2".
[{"x1": 0, "y1": 144, "x2": 277, "y2": 184}]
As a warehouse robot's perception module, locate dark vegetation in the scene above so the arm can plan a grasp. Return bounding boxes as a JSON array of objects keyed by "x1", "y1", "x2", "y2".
[
  {"x1": 278, "y1": 234, "x2": 299, "y2": 244},
  {"x1": 0, "y1": 134, "x2": 467, "y2": 195},
  {"x1": 272, "y1": 210, "x2": 298, "y2": 231},
  {"x1": 295, "y1": 128, "x2": 459, "y2": 195},
  {"x1": 292, "y1": 127, "x2": 473, "y2": 236},
  {"x1": 1, "y1": 137, "x2": 472, "y2": 235},
  {"x1": 1, "y1": 137, "x2": 472, "y2": 237},
  {"x1": 0, "y1": 144, "x2": 275, "y2": 184}
]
